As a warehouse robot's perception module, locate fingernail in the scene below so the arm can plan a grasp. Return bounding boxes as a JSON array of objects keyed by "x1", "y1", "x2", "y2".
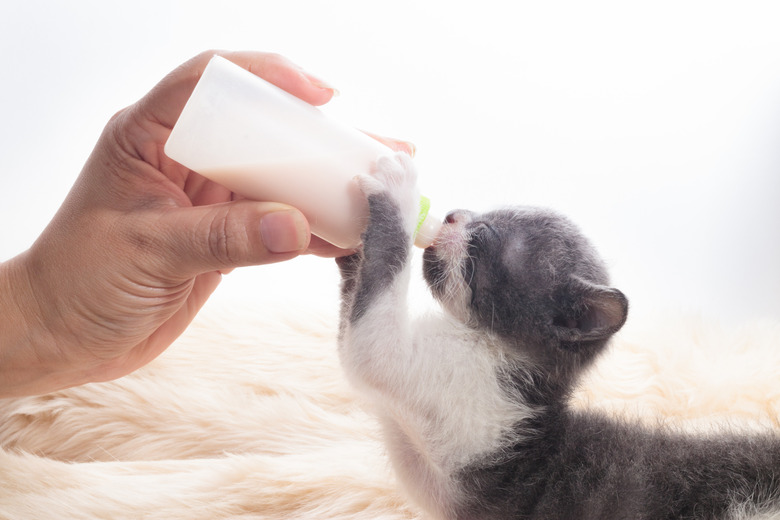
[
  {"x1": 260, "y1": 210, "x2": 309, "y2": 253},
  {"x1": 315, "y1": 82, "x2": 340, "y2": 97},
  {"x1": 388, "y1": 139, "x2": 417, "y2": 157},
  {"x1": 304, "y1": 73, "x2": 340, "y2": 96},
  {"x1": 403, "y1": 141, "x2": 417, "y2": 158}
]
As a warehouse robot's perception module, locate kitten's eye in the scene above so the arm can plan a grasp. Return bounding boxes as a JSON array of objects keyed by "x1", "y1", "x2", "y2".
[
  {"x1": 468, "y1": 223, "x2": 500, "y2": 251},
  {"x1": 464, "y1": 223, "x2": 500, "y2": 306}
]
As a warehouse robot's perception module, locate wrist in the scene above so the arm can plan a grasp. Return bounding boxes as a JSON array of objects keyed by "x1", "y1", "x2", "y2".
[{"x1": 0, "y1": 253, "x2": 72, "y2": 397}]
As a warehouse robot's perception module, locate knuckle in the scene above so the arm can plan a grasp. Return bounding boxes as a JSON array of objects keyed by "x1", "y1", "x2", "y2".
[
  {"x1": 191, "y1": 49, "x2": 225, "y2": 68},
  {"x1": 166, "y1": 50, "x2": 227, "y2": 93},
  {"x1": 206, "y1": 211, "x2": 237, "y2": 266},
  {"x1": 259, "y1": 52, "x2": 286, "y2": 67}
]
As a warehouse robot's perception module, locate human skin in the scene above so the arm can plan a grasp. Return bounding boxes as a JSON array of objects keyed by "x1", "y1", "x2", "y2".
[{"x1": 0, "y1": 50, "x2": 413, "y2": 398}]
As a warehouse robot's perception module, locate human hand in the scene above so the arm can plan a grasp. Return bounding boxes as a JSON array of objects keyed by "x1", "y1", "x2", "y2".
[{"x1": 0, "y1": 50, "x2": 413, "y2": 397}]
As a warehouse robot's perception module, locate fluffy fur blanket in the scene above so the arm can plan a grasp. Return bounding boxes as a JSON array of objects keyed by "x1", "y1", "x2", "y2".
[{"x1": 1, "y1": 298, "x2": 778, "y2": 519}]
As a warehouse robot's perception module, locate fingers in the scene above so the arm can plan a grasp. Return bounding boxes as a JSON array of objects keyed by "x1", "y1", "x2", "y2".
[
  {"x1": 363, "y1": 131, "x2": 417, "y2": 157},
  {"x1": 150, "y1": 197, "x2": 355, "y2": 277},
  {"x1": 138, "y1": 50, "x2": 338, "y2": 130},
  {"x1": 237, "y1": 52, "x2": 337, "y2": 106},
  {"x1": 154, "y1": 201, "x2": 312, "y2": 277},
  {"x1": 306, "y1": 236, "x2": 358, "y2": 258}
]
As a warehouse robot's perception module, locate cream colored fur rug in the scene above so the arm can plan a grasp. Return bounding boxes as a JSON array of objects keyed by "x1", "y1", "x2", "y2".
[{"x1": 1, "y1": 299, "x2": 779, "y2": 519}]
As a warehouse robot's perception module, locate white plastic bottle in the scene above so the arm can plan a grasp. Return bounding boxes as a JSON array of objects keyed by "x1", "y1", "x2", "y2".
[{"x1": 164, "y1": 55, "x2": 440, "y2": 249}]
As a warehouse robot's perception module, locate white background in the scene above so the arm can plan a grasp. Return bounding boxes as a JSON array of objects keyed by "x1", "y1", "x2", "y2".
[{"x1": 1, "y1": 1, "x2": 779, "y2": 328}]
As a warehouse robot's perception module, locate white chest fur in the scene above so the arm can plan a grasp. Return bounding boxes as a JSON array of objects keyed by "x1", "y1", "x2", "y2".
[{"x1": 342, "y1": 309, "x2": 535, "y2": 518}]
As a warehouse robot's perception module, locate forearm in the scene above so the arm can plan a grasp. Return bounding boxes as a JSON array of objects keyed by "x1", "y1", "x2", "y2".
[
  {"x1": 0, "y1": 253, "x2": 76, "y2": 397},
  {"x1": 337, "y1": 156, "x2": 417, "y2": 391}
]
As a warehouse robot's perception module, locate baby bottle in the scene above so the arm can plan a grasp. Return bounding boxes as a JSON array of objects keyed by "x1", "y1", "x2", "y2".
[{"x1": 164, "y1": 55, "x2": 440, "y2": 249}]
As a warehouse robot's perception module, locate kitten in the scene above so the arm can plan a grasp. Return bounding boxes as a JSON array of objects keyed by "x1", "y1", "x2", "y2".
[{"x1": 336, "y1": 153, "x2": 780, "y2": 520}]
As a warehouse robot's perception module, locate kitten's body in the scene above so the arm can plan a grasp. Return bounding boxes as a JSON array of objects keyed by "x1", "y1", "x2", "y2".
[{"x1": 337, "y1": 153, "x2": 780, "y2": 519}]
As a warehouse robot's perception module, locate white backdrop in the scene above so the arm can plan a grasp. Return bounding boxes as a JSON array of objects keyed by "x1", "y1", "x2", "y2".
[{"x1": 1, "y1": 1, "x2": 779, "y2": 327}]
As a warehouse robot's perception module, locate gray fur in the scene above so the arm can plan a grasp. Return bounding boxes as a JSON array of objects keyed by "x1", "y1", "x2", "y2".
[
  {"x1": 337, "y1": 155, "x2": 780, "y2": 519},
  {"x1": 346, "y1": 194, "x2": 409, "y2": 322}
]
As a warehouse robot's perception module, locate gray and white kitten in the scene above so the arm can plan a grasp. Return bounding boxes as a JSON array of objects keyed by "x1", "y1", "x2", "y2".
[{"x1": 337, "y1": 153, "x2": 780, "y2": 520}]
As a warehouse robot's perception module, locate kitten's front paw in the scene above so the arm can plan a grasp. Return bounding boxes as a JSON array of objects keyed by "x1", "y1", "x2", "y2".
[{"x1": 358, "y1": 152, "x2": 420, "y2": 227}]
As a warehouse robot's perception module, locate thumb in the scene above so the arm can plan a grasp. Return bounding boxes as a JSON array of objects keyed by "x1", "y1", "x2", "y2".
[{"x1": 159, "y1": 201, "x2": 311, "y2": 276}]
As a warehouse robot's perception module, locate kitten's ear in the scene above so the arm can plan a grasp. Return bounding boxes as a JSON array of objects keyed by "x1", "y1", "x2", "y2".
[{"x1": 553, "y1": 277, "x2": 628, "y2": 345}]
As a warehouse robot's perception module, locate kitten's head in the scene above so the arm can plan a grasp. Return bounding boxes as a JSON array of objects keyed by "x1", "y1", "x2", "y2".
[{"x1": 423, "y1": 207, "x2": 628, "y2": 371}]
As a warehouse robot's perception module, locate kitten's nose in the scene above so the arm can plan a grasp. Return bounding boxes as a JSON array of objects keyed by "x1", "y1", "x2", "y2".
[{"x1": 445, "y1": 210, "x2": 471, "y2": 225}]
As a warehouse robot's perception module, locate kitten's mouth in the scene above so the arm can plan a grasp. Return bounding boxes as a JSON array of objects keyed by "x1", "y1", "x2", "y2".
[
  {"x1": 426, "y1": 213, "x2": 469, "y2": 255},
  {"x1": 422, "y1": 212, "x2": 471, "y2": 298}
]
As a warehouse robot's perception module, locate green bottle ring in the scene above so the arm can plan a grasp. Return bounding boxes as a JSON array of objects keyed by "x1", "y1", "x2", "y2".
[{"x1": 416, "y1": 196, "x2": 431, "y2": 236}]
